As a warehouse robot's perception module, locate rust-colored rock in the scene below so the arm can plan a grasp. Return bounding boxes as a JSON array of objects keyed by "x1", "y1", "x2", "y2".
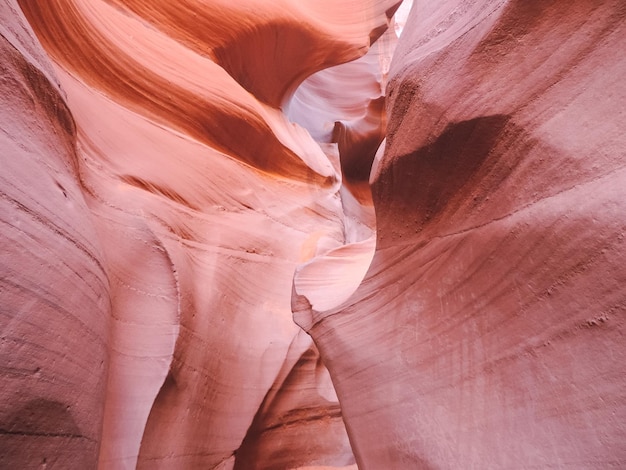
[
  {"x1": 2, "y1": 0, "x2": 397, "y2": 468},
  {"x1": 2, "y1": 0, "x2": 626, "y2": 469},
  {"x1": 299, "y1": 1, "x2": 626, "y2": 468}
]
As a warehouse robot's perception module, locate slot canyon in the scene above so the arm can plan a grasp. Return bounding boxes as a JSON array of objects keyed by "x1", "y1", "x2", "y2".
[{"x1": 1, "y1": 0, "x2": 625, "y2": 468}]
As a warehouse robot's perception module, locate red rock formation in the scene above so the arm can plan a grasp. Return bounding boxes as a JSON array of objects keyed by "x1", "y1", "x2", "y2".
[
  {"x1": 2, "y1": 0, "x2": 398, "y2": 469},
  {"x1": 3, "y1": 0, "x2": 626, "y2": 469},
  {"x1": 297, "y1": 0, "x2": 626, "y2": 468},
  {"x1": 0, "y1": 1, "x2": 109, "y2": 467}
]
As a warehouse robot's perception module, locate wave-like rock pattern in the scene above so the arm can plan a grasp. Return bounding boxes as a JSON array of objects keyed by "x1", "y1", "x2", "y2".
[
  {"x1": 2, "y1": 0, "x2": 398, "y2": 468},
  {"x1": 3, "y1": 0, "x2": 626, "y2": 469},
  {"x1": 300, "y1": 1, "x2": 626, "y2": 468},
  {"x1": 0, "y1": 1, "x2": 109, "y2": 467}
]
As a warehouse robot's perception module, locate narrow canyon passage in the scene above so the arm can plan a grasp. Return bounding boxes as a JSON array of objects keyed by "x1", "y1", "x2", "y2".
[
  {"x1": 2, "y1": 0, "x2": 399, "y2": 468},
  {"x1": 1, "y1": 1, "x2": 625, "y2": 469}
]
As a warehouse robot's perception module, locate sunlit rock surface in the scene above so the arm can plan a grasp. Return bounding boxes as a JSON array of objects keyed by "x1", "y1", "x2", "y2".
[
  {"x1": 2, "y1": 0, "x2": 398, "y2": 468},
  {"x1": 299, "y1": 1, "x2": 626, "y2": 469},
  {"x1": 2, "y1": 0, "x2": 626, "y2": 469}
]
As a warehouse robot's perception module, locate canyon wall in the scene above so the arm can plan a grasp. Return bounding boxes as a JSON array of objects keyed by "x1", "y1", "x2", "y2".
[
  {"x1": 2, "y1": 0, "x2": 399, "y2": 468},
  {"x1": 296, "y1": 0, "x2": 626, "y2": 468},
  {"x1": 0, "y1": 1, "x2": 110, "y2": 467},
  {"x1": 2, "y1": 0, "x2": 626, "y2": 469}
]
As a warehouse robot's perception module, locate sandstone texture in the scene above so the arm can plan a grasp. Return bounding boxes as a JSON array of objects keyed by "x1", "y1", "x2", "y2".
[
  {"x1": 0, "y1": 1, "x2": 109, "y2": 467},
  {"x1": 296, "y1": 1, "x2": 626, "y2": 469},
  {"x1": 2, "y1": 0, "x2": 398, "y2": 468},
  {"x1": 2, "y1": 0, "x2": 625, "y2": 469}
]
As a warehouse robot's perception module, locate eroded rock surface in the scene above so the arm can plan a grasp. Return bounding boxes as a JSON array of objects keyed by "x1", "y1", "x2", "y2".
[
  {"x1": 2, "y1": 0, "x2": 398, "y2": 468},
  {"x1": 299, "y1": 1, "x2": 626, "y2": 468},
  {"x1": 2, "y1": 0, "x2": 626, "y2": 469},
  {"x1": 0, "y1": 2, "x2": 110, "y2": 468}
]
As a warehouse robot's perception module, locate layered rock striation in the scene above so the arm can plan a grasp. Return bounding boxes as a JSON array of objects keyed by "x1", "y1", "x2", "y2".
[
  {"x1": 2, "y1": 0, "x2": 399, "y2": 468},
  {"x1": 2, "y1": 0, "x2": 626, "y2": 469},
  {"x1": 296, "y1": 1, "x2": 626, "y2": 468},
  {"x1": 0, "y1": 1, "x2": 109, "y2": 467}
]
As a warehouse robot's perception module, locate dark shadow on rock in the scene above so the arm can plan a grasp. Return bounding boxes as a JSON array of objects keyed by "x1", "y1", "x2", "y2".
[
  {"x1": 374, "y1": 114, "x2": 511, "y2": 242},
  {"x1": 0, "y1": 398, "x2": 81, "y2": 437}
]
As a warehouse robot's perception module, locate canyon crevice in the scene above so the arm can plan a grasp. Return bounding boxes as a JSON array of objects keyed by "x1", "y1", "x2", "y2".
[{"x1": 1, "y1": 1, "x2": 625, "y2": 469}]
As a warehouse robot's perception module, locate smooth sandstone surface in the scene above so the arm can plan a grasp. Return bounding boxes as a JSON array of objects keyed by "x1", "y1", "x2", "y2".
[
  {"x1": 299, "y1": 1, "x2": 626, "y2": 469},
  {"x1": 0, "y1": 1, "x2": 109, "y2": 467},
  {"x1": 2, "y1": 0, "x2": 397, "y2": 469},
  {"x1": 2, "y1": 0, "x2": 626, "y2": 469}
]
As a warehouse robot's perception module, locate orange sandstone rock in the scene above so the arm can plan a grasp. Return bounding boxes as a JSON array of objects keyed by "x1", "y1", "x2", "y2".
[
  {"x1": 4, "y1": 0, "x2": 625, "y2": 469},
  {"x1": 3, "y1": 0, "x2": 398, "y2": 468}
]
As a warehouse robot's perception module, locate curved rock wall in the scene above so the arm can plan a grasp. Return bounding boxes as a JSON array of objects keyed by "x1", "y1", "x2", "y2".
[
  {"x1": 2, "y1": 0, "x2": 399, "y2": 468},
  {"x1": 2, "y1": 0, "x2": 626, "y2": 469},
  {"x1": 301, "y1": 1, "x2": 626, "y2": 468},
  {"x1": 0, "y1": 1, "x2": 110, "y2": 467}
]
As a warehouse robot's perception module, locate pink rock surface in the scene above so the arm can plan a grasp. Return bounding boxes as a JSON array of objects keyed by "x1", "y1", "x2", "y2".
[
  {"x1": 2, "y1": 0, "x2": 397, "y2": 468},
  {"x1": 0, "y1": 1, "x2": 109, "y2": 467},
  {"x1": 3, "y1": 0, "x2": 626, "y2": 468},
  {"x1": 300, "y1": 1, "x2": 626, "y2": 468}
]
